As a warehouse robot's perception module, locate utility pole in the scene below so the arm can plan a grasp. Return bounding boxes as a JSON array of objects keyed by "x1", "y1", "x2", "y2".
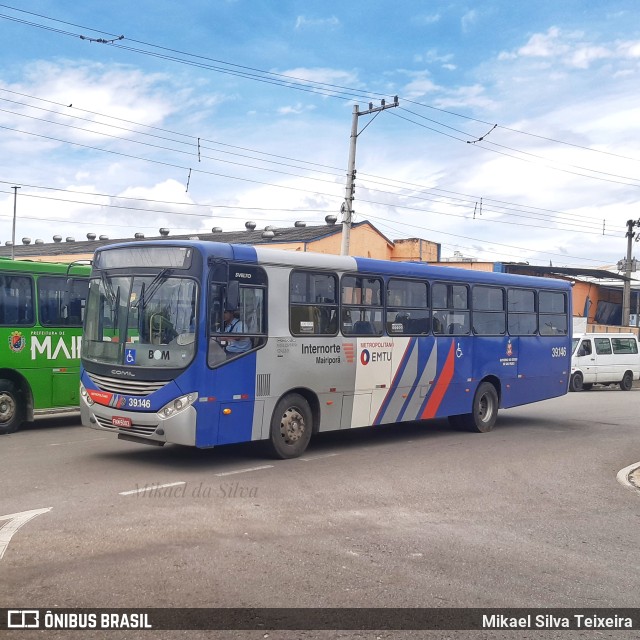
[
  {"x1": 340, "y1": 97, "x2": 399, "y2": 256},
  {"x1": 621, "y1": 218, "x2": 639, "y2": 327},
  {"x1": 11, "y1": 186, "x2": 20, "y2": 260}
]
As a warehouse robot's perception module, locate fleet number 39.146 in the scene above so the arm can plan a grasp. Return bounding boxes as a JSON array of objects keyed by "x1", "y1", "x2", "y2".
[
  {"x1": 551, "y1": 347, "x2": 567, "y2": 358},
  {"x1": 128, "y1": 397, "x2": 151, "y2": 409}
]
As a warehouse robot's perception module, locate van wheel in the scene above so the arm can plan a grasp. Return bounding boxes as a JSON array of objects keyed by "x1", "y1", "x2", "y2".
[
  {"x1": 267, "y1": 393, "x2": 312, "y2": 459},
  {"x1": 0, "y1": 380, "x2": 24, "y2": 435},
  {"x1": 570, "y1": 372, "x2": 584, "y2": 392},
  {"x1": 455, "y1": 382, "x2": 499, "y2": 433},
  {"x1": 620, "y1": 372, "x2": 633, "y2": 391}
]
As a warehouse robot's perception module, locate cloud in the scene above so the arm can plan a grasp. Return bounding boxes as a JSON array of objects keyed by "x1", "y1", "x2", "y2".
[
  {"x1": 414, "y1": 49, "x2": 456, "y2": 66},
  {"x1": 294, "y1": 15, "x2": 341, "y2": 31},
  {"x1": 498, "y1": 27, "x2": 640, "y2": 70},
  {"x1": 400, "y1": 71, "x2": 442, "y2": 99},
  {"x1": 277, "y1": 103, "x2": 317, "y2": 115},
  {"x1": 411, "y1": 13, "x2": 441, "y2": 26},
  {"x1": 278, "y1": 66, "x2": 360, "y2": 88},
  {"x1": 461, "y1": 10, "x2": 478, "y2": 33}
]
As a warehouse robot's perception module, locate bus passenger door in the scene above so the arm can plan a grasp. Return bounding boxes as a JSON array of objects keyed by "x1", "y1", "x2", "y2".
[{"x1": 353, "y1": 338, "x2": 395, "y2": 426}]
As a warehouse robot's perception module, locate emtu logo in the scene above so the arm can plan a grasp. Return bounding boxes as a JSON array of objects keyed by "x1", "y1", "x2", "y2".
[{"x1": 360, "y1": 349, "x2": 370, "y2": 365}]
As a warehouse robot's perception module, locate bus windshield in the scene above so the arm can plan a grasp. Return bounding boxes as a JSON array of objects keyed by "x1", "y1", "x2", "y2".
[{"x1": 83, "y1": 273, "x2": 198, "y2": 368}]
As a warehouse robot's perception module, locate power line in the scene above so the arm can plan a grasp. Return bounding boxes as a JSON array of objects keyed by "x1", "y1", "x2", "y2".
[
  {"x1": 0, "y1": 96, "x2": 616, "y2": 235},
  {"x1": 392, "y1": 109, "x2": 640, "y2": 189},
  {"x1": 3, "y1": 3, "x2": 640, "y2": 169},
  {"x1": 364, "y1": 213, "x2": 614, "y2": 265}
]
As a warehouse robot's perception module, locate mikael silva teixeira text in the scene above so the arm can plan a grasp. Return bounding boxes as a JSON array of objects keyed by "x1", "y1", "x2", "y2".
[{"x1": 483, "y1": 614, "x2": 633, "y2": 630}]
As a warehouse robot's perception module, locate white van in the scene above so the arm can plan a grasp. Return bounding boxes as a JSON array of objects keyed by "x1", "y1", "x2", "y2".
[{"x1": 570, "y1": 333, "x2": 640, "y2": 392}]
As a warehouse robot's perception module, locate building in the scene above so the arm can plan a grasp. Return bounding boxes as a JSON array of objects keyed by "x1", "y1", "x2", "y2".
[{"x1": 0, "y1": 218, "x2": 441, "y2": 264}]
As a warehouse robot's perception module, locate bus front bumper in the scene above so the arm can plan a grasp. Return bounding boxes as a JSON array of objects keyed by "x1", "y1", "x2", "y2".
[{"x1": 80, "y1": 401, "x2": 197, "y2": 446}]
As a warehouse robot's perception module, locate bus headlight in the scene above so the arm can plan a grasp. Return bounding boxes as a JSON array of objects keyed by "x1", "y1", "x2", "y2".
[
  {"x1": 157, "y1": 393, "x2": 197, "y2": 420},
  {"x1": 80, "y1": 383, "x2": 94, "y2": 406}
]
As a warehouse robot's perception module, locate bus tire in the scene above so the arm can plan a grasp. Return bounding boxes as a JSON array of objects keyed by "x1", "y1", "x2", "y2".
[
  {"x1": 569, "y1": 372, "x2": 584, "y2": 392},
  {"x1": 620, "y1": 372, "x2": 633, "y2": 391},
  {"x1": 0, "y1": 380, "x2": 24, "y2": 435},
  {"x1": 459, "y1": 382, "x2": 499, "y2": 433},
  {"x1": 268, "y1": 393, "x2": 313, "y2": 459}
]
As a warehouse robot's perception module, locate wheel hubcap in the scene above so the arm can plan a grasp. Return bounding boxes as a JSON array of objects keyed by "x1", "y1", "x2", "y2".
[
  {"x1": 0, "y1": 392, "x2": 16, "y2": 423},
  {"x1": 280, "y1": 407, "x2": 305, "y2": 444},
  {"x1": 478, "y1": 393, "x2": 493, "y2": 423}
]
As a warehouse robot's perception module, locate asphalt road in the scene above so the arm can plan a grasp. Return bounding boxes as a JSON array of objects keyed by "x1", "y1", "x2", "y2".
[{"x1": 2, "y1": 388, "x2": 640, "y2": 639}]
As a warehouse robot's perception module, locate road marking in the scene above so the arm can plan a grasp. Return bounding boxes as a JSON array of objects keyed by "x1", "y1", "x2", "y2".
[
  {"x1": 119, "y1": 481, "x2": 186, "y2": 496},
  {"x1": 215, "y1": 465, "x2": 273, "y2": 477},
  {"x1": 299, "y1": 453, "x2": 339, "y2": 461},
  {"x1": 0, "y1": 508, "x2": 52, "y2": 560},
  {"x1": 616, "y1": 461, "x2": 640, "y2": 494},
  {"x1": 49, "y1": 437, "x2": 109, "y2": 446}
]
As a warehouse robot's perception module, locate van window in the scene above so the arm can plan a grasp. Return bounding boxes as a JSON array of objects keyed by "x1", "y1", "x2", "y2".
[
  {"x1": 594, "y1": 338, "x2": 612, "y2": 355},
  {"x1": 612, "y1": 337, "x2": 639, "y2": 355},
  {"x1": 577, "y1": 340, "x2": 592, "y2": 357}
]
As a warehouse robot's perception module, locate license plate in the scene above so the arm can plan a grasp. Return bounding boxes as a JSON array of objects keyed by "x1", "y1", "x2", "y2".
[{"x1": 112, "y1": 416, "x2": 132, "y2": 428}]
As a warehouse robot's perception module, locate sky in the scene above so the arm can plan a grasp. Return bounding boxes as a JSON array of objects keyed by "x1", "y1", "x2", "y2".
[{"x1": 1, "y1": 1, "x2": 640, "y2": 268}]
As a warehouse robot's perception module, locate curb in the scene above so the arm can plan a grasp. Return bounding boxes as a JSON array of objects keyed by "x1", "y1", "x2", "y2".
[{"x1": 616, "y1": 462, "x2": 640, "y2": 494}]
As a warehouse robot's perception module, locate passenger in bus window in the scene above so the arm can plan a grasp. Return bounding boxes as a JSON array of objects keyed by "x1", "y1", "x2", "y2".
[{"x1": 223, "y1": 308, "x2": 251, "y2": 356}]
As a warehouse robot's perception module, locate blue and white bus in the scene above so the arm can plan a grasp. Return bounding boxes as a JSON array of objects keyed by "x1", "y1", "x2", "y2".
[{"x1": 80, "y1": 240, "x2": 572, "y2": 458}]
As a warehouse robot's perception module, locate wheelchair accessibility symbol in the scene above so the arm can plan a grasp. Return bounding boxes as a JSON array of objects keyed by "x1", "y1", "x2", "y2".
[
  {"x1": 456, "y1": 342, "x2": 463, "y2": 358},
  {"x1": 125, "y1": 348, "x2": 136, "y2": 365}
]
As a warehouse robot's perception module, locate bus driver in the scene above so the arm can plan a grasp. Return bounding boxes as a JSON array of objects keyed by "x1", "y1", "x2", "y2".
[{"x1": 223, "y1": 308, "x2": 251, "y2": 356}]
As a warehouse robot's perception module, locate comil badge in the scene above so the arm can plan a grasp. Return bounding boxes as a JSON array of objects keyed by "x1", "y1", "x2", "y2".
[{"x1": 9, "y1": 331, "x2": 25, "y2": 353}]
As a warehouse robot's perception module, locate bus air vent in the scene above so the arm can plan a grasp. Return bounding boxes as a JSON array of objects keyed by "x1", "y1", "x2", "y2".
[{"x1": 256, "y1": 374, "x2": 270, "y2": 397}]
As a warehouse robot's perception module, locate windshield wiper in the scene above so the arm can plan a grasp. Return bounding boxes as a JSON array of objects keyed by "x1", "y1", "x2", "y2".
[
  {"x1": 132, "y1": 269, "x2": 171, "y2": 310},
  {"x1": 101, "y1": 271, "x2": 117, "y2": 305}
]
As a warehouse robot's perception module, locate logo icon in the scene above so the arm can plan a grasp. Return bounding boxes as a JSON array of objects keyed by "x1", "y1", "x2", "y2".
[
  {"x1": 7, "y1": 610, "x2": 39, "y2": 628},
  {"x1": 125, "y1": 348, "x2": 136, "y2": 365},
  {"x1": 506, "y1": 339, "x2": 513, "y2": 357},
  {"x1": 8, "y1": 331, "x2": 25, "y2": 353},
  {"x1": 342, "y1": 343, "x2": 355, "y2": 363}
]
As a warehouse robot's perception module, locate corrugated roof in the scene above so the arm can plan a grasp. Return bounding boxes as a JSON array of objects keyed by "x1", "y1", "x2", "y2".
[
  {"x1": 504, "y1": 264, "x2": 633, "y2": 282},
  {"x1": 0, "y1": 221, "x2": 382, "y2": 259}
]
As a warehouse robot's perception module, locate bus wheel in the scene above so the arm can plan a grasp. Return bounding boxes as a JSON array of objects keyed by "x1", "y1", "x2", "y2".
[
  {"x1": 268, "y1": 393, "x2": 312, "y2": 459},
  {"x1": 0, "y1": 380, "x2": 23, "y2": 435},
  {"x1": 569, "y1": 372, "x2": 584, "y2": 392},
  {"x1": 620, "y1": 372, "x2": 633, "y2": 391},
  {"x1": 461, "y1": 382, "x2": 499, "y2": 433}
]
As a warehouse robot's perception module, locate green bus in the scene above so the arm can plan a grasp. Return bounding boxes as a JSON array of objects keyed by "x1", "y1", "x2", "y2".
[{"x1": 0, "y1": 258, "x2": 91, "y2": 434}]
